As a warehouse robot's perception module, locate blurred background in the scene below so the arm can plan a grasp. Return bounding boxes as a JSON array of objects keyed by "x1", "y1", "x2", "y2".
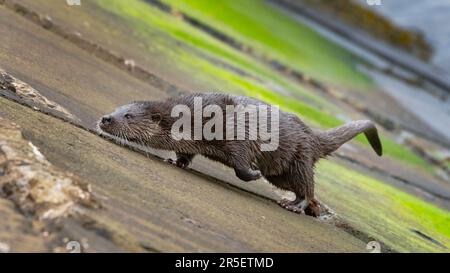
[{"x1": 0, "y1": 0, "x2": 449, "y2": 253}]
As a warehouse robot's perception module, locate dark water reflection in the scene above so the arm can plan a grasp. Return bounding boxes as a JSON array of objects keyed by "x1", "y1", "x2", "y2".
[
  {"x1": 274, "y1": 0, "x2": 450, "y2": 143},
  {"x1": 362, "y1": 0, "x2": 450, "y2": 73}
]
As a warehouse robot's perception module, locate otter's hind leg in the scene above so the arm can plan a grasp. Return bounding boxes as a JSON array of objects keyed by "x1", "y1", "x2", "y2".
[
  {"x1": 274, "y1": 162, "x2": 320, "y2": 217},
  {"x1": 266, "y1": 174, "x2": 304, "y2": 213}
]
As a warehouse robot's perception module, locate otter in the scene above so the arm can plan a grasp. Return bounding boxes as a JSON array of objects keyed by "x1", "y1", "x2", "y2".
[{"x1": 97, "y1": 93, "x2": 382, "y2": 217}]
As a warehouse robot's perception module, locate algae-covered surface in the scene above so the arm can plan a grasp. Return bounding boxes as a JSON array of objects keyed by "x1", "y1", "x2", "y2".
[
  {"x1": 0, "y1": 0, "x2": 449, "y2": 252},
  {"x1": 161, "y1": 0, "x2": 372, "y2": 90},
  {"x1": 316, "y1": 161, "x2": 450, "y2": 252}
]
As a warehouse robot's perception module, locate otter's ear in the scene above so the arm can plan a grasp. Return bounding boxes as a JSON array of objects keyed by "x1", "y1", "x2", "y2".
[{"x1": 151, "y1": 113, "x2": 162, "y2": 124}]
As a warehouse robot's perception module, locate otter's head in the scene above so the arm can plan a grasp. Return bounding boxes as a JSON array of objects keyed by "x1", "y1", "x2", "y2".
[{"x1": 97, "y1": 102, "x2": 162, "y2": 144}]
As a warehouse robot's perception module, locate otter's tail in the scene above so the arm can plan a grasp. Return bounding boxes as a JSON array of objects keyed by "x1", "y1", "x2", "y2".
[{"x1": 317, "y1": 120, "x2": 382, "y2": 157}]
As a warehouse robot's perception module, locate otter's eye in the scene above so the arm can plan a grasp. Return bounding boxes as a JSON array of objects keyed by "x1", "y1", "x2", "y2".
[{"x1": 124, "y1": 113, "x2": 133, "y2": 120}]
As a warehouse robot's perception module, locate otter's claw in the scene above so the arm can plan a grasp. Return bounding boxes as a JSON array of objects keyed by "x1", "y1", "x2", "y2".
[
  {"x1": 278, "y1": 199, "x2": 305, "y2": 214},
  {"x1": 278, "y1": 198, "x2": 322, "y2": 217}
]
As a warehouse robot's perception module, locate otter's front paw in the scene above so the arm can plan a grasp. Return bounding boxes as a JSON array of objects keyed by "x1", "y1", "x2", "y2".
[
  {"x1": 176, "y1": 156, "x2": 191, "y2": 169},
  {"x1": 165, "y1": 158, "x2": 175, "y2": 165},
  {"x1": 234, "y1": 168, "x2": 262, "y2": 182}
]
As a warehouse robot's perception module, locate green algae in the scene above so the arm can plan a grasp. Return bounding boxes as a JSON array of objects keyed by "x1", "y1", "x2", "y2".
[
  {"x1": 162, "y1": 0, "x2": 373, "y2": 89},
  {"x1": 95, "y1": 0, "x2": 337, "y2": 111},
  {"x1": 316, "y1": 160, "x2": 450, "y2": 252}
]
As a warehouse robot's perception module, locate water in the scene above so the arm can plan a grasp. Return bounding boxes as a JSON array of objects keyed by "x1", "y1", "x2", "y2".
[
  {"x1": 364, "y1": 68, "x2": 450, "y2": 142},
  {"x1": 272, "y1": 1, "x2": 450, "y2": 143},
  {"x1": 361, "y1": 0, "x2": 450, "y2": 73}
]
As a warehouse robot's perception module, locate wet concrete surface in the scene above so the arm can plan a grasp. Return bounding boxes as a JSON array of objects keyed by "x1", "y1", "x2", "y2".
[
  {"x1": 0, "y1": 0, "x2": 448, "y2": 252},
  {"x1": 0, "y1": 5, "x2": 168, "y2": 127},
  {"x1": 0, "y1": 198, "x2": 47, "y2": 252},
  {"x1": 9, "y1": 0, "x2": 211, "y2": 93},
  {"x1": 0, "y1": 98, "x2": 365, "y2": 252},
  {"x1": 337, "y1": 144, "x2": 450, "y2": 204}
]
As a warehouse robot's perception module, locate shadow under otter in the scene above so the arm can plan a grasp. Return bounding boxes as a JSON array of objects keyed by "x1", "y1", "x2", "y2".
[{"x1": 97, "y1": 93, "x2": 382, "y2": 217}]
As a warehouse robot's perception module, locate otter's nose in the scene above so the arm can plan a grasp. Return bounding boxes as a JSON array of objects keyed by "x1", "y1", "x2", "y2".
[{"x1": 101, "y1": 116, "x2": 113, "y2": 125}]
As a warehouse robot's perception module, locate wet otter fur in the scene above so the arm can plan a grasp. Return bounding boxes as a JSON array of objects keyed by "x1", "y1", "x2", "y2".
[{"x1": 97, "y1": 93, "x2": 382, "y2": 217}]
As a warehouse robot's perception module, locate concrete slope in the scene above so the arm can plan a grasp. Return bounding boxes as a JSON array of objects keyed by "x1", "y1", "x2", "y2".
[{"x1": 0, "y1": 97, "x2": 365, "y2": 252}]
